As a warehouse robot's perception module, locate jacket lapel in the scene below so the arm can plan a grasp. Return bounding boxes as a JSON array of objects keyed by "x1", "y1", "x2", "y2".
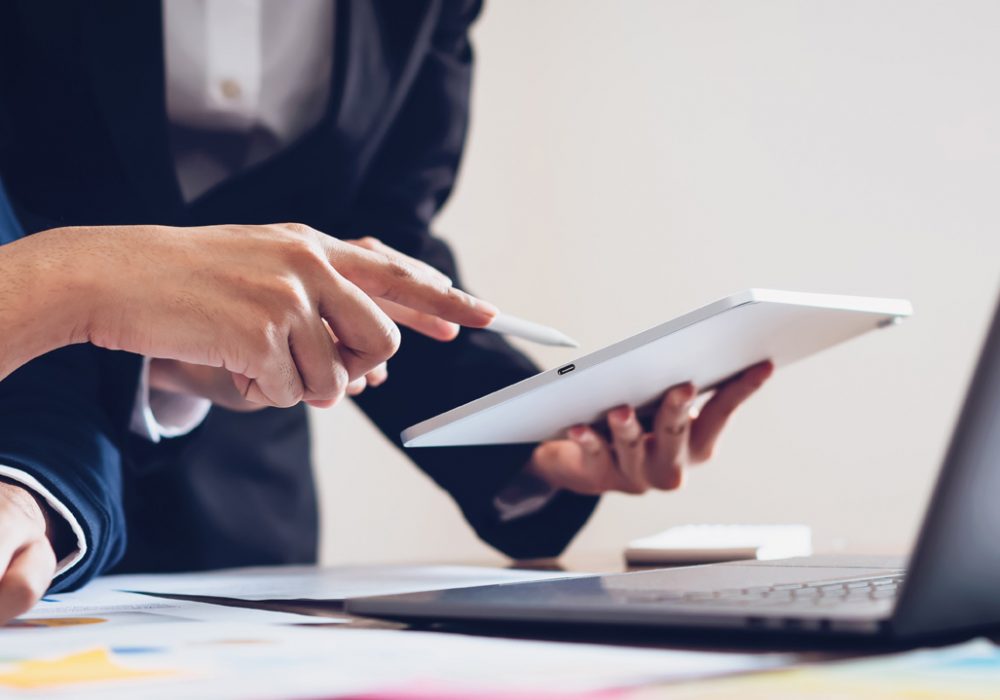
[
  {"x1": 187, "y1": 0, "x2": 439, "y2": 224},
  {"x1": 83, "y1": 0, "x2": 184, "y2": 221},
  {"x1": 333, "y1": 1, "x2": 440, "y2": 160},
  {"x1": 79, "y1": 0, "x2": 438, "y2": 225}
]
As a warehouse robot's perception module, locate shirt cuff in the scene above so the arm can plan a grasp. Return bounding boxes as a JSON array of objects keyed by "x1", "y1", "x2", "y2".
[
  {"x1": 493, "y1": 468, "x2": 560, "y2": 522},
  {"x1": 0, "y1": 466, "x2": 86, "y2": 577},
  {"x1": 129, "y1": 357, "x2": 212, "y2": 443}
]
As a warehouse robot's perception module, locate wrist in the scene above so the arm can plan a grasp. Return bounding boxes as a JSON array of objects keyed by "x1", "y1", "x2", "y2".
[
  {"x1": 0, "y1": 479, "x2": 48, "y2": 534},
  {"x1": 0, "y1": 479, "x2": 70, "y2": 562},
  {"x1": 41, "y1": 227, "x2": 116, "y2": 347},
  {"x1": 0, "y1": 232, "x2": 85, "y2": 377}
]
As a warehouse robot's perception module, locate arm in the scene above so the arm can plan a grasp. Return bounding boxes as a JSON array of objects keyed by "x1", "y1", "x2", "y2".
[
  {"x1": 0, "y1": 221, "x2": 496, "y2": 401},
  {"x1": 0, "y1": 229, "x2": 87, "y2": 381},
  {"x1": 342, "y1": 1, "x2": 772, "y2": 559},
  {"x1": 0, "y1": 187, "x2": 128, "y2": 617},
  {"x1": 341, "y1": 0, "x2": 599, "y2": 559},
  {"x1": 0, "y1": 345, "x2": 129, "y2": 596}
]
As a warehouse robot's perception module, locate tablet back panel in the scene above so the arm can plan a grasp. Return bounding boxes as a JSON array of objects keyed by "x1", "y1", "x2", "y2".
[{"x1": 403, "y1": 290, "x2": 911, "y2": 447}]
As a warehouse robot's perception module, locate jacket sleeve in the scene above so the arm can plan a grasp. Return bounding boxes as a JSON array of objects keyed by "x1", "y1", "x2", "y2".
[
  {"x1": 0, "y1": 180, "x2": 129, "y2": 591},
  {"x1": 344, "y1": 0, "x2": 599, "y2": 559}
]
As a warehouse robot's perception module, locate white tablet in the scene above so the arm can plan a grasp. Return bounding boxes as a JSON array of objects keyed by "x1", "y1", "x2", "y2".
[{"x1": 402, "y1": 289, "x2": 912, "y2": 447}]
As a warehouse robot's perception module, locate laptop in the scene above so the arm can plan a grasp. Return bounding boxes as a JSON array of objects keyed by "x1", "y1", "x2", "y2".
[{"x1": 348, "y1": 294, "x2": 1000, "y2": 640}]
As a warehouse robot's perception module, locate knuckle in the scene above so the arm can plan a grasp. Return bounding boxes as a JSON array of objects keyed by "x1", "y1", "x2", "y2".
[
  {"x1": 533, "y1": 442, "x2": 561, "y2": 467},
  {"x1": 286, "y1": 376, "x2": 305, "y2": 406},
  {"x1": 279, "y1": 222, "x2": 316, "y2": 239},
  {"x1": 242, "y1": 322, "x2": 285, "y2": 376},
  {"x1": 692, "y1": 445, "x2": 714, "y2": 462},
  {"x1": 273, "y1": 382, "x2": 302, "y2": 410},
  {"x1": 267, "y1": 279, "x2": 313, "y2": 322},
  {"x1": 355, "y1": 236, "x2": 382, "y2": 250},
  {"x1": 280, "y1": 237, "x2": 327, "y2": 272},
  {"x1": 311, "y1": 362, "x2": 349, "y2": 401},
  {"x1": 375, "y1": 322, "x2": 402, "y2": 359},
  {"x1": 245, "y1": 324, "x2": 277, "y2": 362},
  {"x1": 649, "y1": 466, "x2": 684, "y2": 491},
  {"x1": 386, "y1": 258, "x2": 417, "y2": 284},
  {"x1": 330, "y1": 363, "x2": 350, "y2": 393},
  {"x1": 621, "y1": 481, "x2": 646, "y2": 495},
  {"x1": 622, "y1": 435, "x2": 642, "y2": 450}
]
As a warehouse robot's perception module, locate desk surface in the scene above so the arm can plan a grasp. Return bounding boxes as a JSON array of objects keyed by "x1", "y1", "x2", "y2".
[
  {"x1": 205, "y1": 551, "x2": 985, "y2": 699},
  {"x1": 15, "y1": 553, "x2": 991, "y2": 699}
]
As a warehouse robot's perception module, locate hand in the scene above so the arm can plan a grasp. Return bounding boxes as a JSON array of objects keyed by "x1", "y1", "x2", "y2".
[
  {"x1": 148, "y1": 356, "x2": 389, "y2": 412},
  {"x1": 23, "y1": 224, "x2": 496, "y2": 409},
  {"x1": 526, "y1": 361, "x2": 773, "y2": 496},
  {"x1": 144, "y1": 234, "x2": 475, "y2": 411},
  {"x1": 0, "y1": 481, "x2": 57, "y2": 624}
]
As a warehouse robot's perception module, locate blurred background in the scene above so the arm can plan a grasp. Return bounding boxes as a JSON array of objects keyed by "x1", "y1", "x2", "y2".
[{"x1": 311, "y1": 0, "x2": 1000, "y2": 565}]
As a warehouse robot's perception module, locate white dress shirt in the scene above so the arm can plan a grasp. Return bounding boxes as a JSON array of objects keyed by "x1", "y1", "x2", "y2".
[
  {"x1": 164, "y1": 0, "x2": 334, "y2": 201},
  {"x1": 2, "y1": 0, "x2": 549, "y2": 581}
]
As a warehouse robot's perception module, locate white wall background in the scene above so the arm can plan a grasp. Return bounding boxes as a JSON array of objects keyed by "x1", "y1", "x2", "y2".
[{"x1": 312, "y1": 0, "x2": 1000, "y2": 566}]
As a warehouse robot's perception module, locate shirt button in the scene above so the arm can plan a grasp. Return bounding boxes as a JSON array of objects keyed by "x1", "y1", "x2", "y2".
[{"x1": 219, "y1": 79, "x2": 243, "y2": 100}]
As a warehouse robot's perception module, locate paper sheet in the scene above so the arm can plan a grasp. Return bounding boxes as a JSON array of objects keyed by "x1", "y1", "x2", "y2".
[
  {"x1": 96, "y1": 564, "x2": 589, "y2": 602},
  {"x1": 0, "y1": 622, "x2": 793, "y2": 699},
  {"x1": 28, "y1": 585, "x2": 344, "y2": 627}
]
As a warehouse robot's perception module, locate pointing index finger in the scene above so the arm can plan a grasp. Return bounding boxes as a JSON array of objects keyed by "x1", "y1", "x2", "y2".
[{"x1": 326, "y1": 240, "x2": 498, "y2": 328}]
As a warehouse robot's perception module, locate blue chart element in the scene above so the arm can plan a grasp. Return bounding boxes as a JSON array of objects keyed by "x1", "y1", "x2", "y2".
[{"x1": 111, "y1": 647, "x2": 167, "y2": 655}]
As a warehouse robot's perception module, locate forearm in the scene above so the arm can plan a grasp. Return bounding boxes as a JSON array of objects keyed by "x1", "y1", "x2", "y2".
[{"x1": 0, "y1": 231, "x2": 90, "y2": 380}]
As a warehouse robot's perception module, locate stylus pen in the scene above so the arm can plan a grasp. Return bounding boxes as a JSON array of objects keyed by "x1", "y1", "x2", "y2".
[{"x1": 484, "y1": 312, "x2": 579, "y2": 348}]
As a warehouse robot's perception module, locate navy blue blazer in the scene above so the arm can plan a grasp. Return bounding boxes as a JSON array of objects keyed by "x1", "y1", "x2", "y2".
[
  {"x1": 0, "y1": 0, "x2": 599, "y2": 586},
  {"x1": 0, "y1": 181, "x2": 134, "y2": 592}
]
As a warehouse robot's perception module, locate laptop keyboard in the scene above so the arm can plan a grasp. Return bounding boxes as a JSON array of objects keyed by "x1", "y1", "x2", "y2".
[{"x1": 624, "y1": 573, "x2": 905, "y2": 609}]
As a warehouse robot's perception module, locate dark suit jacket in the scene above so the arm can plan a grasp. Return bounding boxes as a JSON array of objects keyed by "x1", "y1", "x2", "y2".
[
  {"x1": 0, "y1": 180, "x2": 135, "y2": 591},
  {"x1": 0, "y1": 0, "x2": 598, "y2": 585}
]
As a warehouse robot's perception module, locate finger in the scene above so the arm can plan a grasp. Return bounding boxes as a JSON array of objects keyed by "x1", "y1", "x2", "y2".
[
  {"x1": 0, "y1": 491, "x2": 33, "y2": 575},
  {"x1": 289, "y1": 316, "x2": 350, "y2": 405},
  {"x1": 689, "y1": 361, "x2": 773, "y2": 462},
  {"x1": 0, "y1": 539, "x2": 56, "y2": 623},
  {"x1": 346, "y1": 377, "x2": 367, "y2": 396},
  {"x1": 649, "y1": 382, "x2": 696, "y2": 490},
  {"x1": 607, "y1": 406, "x2": 649, "y2": 492},
  {"x1": 568, "y1": 426, "x2": 636, "y2": 494},
  {"x1": 365, "y1": 362, "x2": 389, "y2": 388},
  {"x1": 317, "y1": 270, "x2": 402, "y2": 381},
  {"x1": 325, "y1": 239, "x2": 497, "y2": 328},
  {"x1": 0, "y1": 523, "x2": 26, "y2": 580},
  {"x1": 233, "y1": 360, "x2": 304, "y2": 408},
  {"x1": 233, "y1": 331, "x2": 306, "y2": 408},
  {"x1": 348, "y1": 237, "x2": 454, "y2": 287},
  {"x1": 375, "y1": 298, "x2": 460, "y2": 342}
]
